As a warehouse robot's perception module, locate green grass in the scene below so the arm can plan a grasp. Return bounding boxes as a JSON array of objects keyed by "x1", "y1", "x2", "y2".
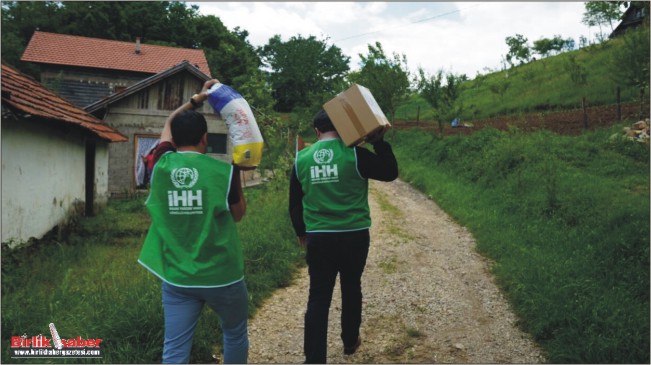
[
  {"x1": 386, "y1": 124, "x2": 649, "y2": 363},
  {"x1": 370, "y1": 187, "x2": 402, "y2": 218},
  {"x1": 378, "y1": 257, "x2": 399, "y2": 274},
  {"x1": 370, "y1": 187, "x2": 413, "y2": 244},
  {"x1": 395, "y1": 29, "x2": 647, "y2": 123},
  {"x1": 1, "y1": 178, "x2": 302, "y2": 364}
]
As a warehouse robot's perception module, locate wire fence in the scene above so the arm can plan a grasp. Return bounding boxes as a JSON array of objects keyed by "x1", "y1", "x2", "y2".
[{"x1": 393, "y1": 100, "x2": 650, "y2": 136}]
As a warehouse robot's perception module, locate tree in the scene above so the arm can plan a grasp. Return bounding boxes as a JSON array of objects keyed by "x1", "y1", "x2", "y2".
[
  {"x1": 164, "y1": 1, "x2": 200, "y2": 47},
  {"x1": 488, "y1": 77, "x2": 511, "y2": 102},
  {"x1": 1, "y1": 1, "x2": 265, "y2": 89},
  {"x1": 549, "y1": 35, "x2": 567, "y2": 55},
  {"x1": 533, "y1": 35, "x2": 568, "y2": 58},
  {"x1": 195, "y1": 17, "x2": 260, "y2": 86},
  {"x1": 563, "y1": 54, "x2": 588, "y2": 86},
  {"x1": 505, "y1": 34, "x2": 531, "y2": 67},
  {"x1": 610, "y1": 25, "x2": 650, "y2": 115},
  {"x1": 611, "y1": 2, "x2": 650, "y2": 118},
  {"x1": 1, "y1": 1, "x2": 63, "y2": 76},
  {"x1": 121, "y1": 2, "x2": 170, "y2": 42},
  {"x1": 582, "y1": 1, "x2": 624, "y2": 41},
  {"x1": 348, "y1": 42, "x2": 410, "y2": 121},
  {"x1": 416, "y1": 67, "x2": 466, "y2": 133},
  {"x1": 533, "y1": 37, "x2": 554, "y2": 58},
  {"x1": 232, "y1": 69, "x2": 274, "y2": 113},
  {"x1": 1, "y1": 1, "x2": 62, "y2": 40},
  {"x1": 579, "y1": 35, "x2": 590, "y2": 48},
  {"x1": 562, "y1": 37, "x2": 576, "y2": 52},
  {"x1": 258, "y1": 35, "x2": 350, "y2": 112}
]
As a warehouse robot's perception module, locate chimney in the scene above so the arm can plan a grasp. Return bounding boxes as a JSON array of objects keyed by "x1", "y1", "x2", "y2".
[{"x1": 135, "y1": 37, "x2": 141, "y2": 54}]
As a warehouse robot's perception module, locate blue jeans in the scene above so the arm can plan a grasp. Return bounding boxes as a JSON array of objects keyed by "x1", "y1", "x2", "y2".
[
  {"x1": 304, "y1": 229, "x2": 370, "y2": 363},
  {"x1": 161, "y1": 280, "x2": 249, "y2": 364}
]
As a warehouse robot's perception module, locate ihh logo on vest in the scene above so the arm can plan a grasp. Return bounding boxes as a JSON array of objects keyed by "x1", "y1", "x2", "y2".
[
  {"x1": 171, "y1": 168, "x2": 199, "y2": 188},
  {"x1": 168, "y1": 167, "x2": 204, "y2": 215},
  {"x1": 311, "y1": 148, "x2": 339, "y2": 184}
]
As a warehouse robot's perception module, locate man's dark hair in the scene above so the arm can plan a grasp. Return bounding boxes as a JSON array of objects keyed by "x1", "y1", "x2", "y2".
[
  {"x1": 171, "y1": 110, "x2": 208, "y2": 147},
  {"x1": 313, "y1": 109, "x2": 336, "y2": 133}
]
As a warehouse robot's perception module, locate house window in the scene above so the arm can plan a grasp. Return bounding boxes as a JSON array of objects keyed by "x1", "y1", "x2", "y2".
[
  {"x1": 158, "y1": 78, "x2": 184, "y2": 110},
  {"x1": 207, "y1": 133, "x2": 227, "y2": 154},
  {"x1": 137, "y1": 90, "x2": 149, "y2": 109},
  {"x1": 134, "y1": 135, "x2": 159, "y2": 189}
]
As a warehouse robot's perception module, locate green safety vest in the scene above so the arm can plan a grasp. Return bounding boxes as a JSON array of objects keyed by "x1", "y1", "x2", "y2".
[
  {"x1": 138, "y1": 151, "x2": 243, "y2": 288},
  {"x1": 296, "y1": 138, "x2": 370, "y2": 232}
]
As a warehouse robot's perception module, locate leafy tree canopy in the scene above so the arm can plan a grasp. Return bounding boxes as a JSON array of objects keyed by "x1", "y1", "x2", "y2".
[
  {"x1": 416, "y1": 67, "x2": 466, "y2": 130},
  {"x1": 348, "y1": 42, "x2": 410, "y2": 121},
  {"x1": 0, "y1": 1, "x2": 261, "y2": 88},
  {"x1": 582, "y1": 1, "x2": 623, "y2": 31},
  {"x1": 505, "y1": 34, "x2": 531, "y2": 67},
  {"x1": 258, "y1": 34, "x2": 350, "y2": 112},
  {"x1": 610, "y1": 25, "x2": 650, "y2": 90}
]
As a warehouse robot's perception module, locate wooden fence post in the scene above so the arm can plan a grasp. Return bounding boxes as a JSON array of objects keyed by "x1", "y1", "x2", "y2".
[
  {"x1": 391, "y1": 112, "x2": 396, "y2": 138},
  {"x1": 640, "y1": 87, "x2": 645, "y2": 120},
  {"x1": 616, "y1": 86, "x2": 621, "y2": 121},
  {"x1": 582, "y1": 96, "x2": 588, "y2": 129}
]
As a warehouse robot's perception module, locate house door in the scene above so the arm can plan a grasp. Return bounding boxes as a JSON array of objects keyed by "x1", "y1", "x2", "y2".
[
  {"x1": 85, "y1": 139, "x2": 96, "y2": 216},
  {"x1": 134, "y1": 135, "x2": 160, "y2": 189}
]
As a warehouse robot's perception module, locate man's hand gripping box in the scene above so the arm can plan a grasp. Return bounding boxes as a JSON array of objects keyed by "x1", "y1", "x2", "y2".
[{"x1": 323, "y1": 84, "x2": 391, "y2": 146}]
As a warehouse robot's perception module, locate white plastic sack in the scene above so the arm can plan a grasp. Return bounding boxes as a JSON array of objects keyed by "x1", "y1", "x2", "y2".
[{"x1": 207, "y1": 83, "x2": 263, "y2": 168}]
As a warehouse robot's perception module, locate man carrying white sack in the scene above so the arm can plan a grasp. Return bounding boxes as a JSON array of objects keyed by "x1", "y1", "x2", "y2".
[
  {"x1": 138, "y1": 79, "x2": 249, "y2": 364},
  {"x1": 289, "y1": 109, "x2": 399, "y2": 363}
]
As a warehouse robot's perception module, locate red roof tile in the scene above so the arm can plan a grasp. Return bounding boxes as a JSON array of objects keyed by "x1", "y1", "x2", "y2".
[
  {"x1": 21, "y1": 31, "x2": 211, "y2": 77},
  {"x1": 1, "y1": 63, "x2": 128, "y2": 142}
]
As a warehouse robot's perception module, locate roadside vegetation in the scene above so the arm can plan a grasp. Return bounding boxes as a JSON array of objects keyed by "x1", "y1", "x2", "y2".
[
  {"x1": 1, "y1": 178, "x2": 303, "y2": 364},
  {"x1": 396, "y1": 25, "x2": 649, "y2": 123},
  {"x1": 387, "y1": 124, "x2": 649, "y2": 363}
]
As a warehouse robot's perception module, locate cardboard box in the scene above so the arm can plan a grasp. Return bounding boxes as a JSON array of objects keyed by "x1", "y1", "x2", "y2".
[{"x1": 323, "y1": 84, "x2": 391, "y2": 146}]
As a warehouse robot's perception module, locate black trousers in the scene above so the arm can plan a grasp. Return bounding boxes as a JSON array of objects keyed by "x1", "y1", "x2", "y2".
[{"x1": 303, "y1": 229, "x2": 370, "y2": 364}]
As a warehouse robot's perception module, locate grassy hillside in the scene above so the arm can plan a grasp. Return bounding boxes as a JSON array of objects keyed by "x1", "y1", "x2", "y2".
[
  {"x1": 386, "y1": 124, "x2": 649, "y2": 363},
  {"x1": 395, "y1": 29, "x2": 648, "y2": 123}
]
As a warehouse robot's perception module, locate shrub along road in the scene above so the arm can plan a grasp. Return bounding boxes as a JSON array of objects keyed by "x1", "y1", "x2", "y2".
[{"x1": 244, "y1": 179, "x2": 545, "y2": 363}]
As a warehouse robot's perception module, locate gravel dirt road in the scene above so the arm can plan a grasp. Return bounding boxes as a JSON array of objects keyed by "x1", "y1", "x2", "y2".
[{"x1": 246, "y1": 178, "x2": 546, "y2": 363}]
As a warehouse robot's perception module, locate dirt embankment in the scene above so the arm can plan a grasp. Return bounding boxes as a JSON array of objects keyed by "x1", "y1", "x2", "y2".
[{"x1": 395, "y1": 101, "x2": 650, "y2": 136}]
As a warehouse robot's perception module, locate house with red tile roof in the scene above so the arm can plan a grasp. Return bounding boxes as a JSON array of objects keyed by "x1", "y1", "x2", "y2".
[
  {"x1": 21, "y1": 31, "x2": 211, "y2": 108},
  {"x1": 19, "y1": 31, "x2": 231, "y2": 194},
  {"x1": 84, "y1": 61, "x2": 231, "y2": 194},
  {"x1": 1, "y1": 63, "x2": 127, "y2": 248}
]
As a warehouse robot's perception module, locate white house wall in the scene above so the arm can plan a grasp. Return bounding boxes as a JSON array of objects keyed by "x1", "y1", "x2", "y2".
[{"x1": 1, "y1": 117, "x2": 103, "y2": 247}]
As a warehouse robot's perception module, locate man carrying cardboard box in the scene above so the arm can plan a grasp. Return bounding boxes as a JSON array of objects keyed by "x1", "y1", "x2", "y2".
[
  {"x1": 288, "y1": 109, "x2": 399, "y2": 363},
  {"x1": 323, "y1": 83, "x2": 391, "y2": 147}
]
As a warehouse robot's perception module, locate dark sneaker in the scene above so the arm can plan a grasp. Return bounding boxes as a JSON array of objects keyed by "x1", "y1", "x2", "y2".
[{"x1": 343, "y1": 336, "x2": 361, "y2": 355}]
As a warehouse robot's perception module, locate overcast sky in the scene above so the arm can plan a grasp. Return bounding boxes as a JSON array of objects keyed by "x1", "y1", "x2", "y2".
[{"x1": 190, "y1": 2, "x2": 598, "y2": 79}]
